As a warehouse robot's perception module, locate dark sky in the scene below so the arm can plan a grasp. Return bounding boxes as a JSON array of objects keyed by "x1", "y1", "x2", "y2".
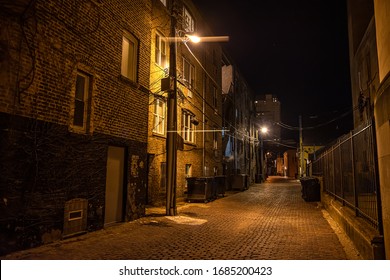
[{"x1": 195, "y1": 0, "x2": 353, "y2": 145}]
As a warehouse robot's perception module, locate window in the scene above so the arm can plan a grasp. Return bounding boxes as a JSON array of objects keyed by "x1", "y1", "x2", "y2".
[
  {"x1": 72, "y1": 71, "x2": 91, "y2": 132},
  {"x1": 213, "y1": 128, "x2": 218, "y2": 150},
  {"x1": 213, "y1": 85, "x2": 218, "y2": 109},
  {"x1": 153, "y1": 98, "x2": 166, "y2": 135},
  {"x1": 121, "y1": 33, "x2": 138, "y2": 81},
  {"x1": 182, "y1": 57, "x2": 195, "y2": 93},
  {"x1": 182, "y1": 110, "x2": 195, "y2": 143},
  {"x1": 183, "y1": 7, "x2": 195, "y2": 33},
  {"x1": 155, "y1": 33, "x2": 167, "y2": 68},
  {"x1": 185, "y1": 164, "x2": 192, "y2": 177}
]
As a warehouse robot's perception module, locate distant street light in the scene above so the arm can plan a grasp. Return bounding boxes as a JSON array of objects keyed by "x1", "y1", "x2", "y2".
[{"x1": 259, "y1": 126, "x2": 268, "y2": 182}]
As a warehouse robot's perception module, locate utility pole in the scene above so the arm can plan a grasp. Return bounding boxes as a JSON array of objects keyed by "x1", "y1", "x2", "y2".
[
  {"x1": 166, "y1": 1, "x2": 177, "y2": 216},
  {"x1": 299, "y1": 115, "x2": 304, "y2": 178}
]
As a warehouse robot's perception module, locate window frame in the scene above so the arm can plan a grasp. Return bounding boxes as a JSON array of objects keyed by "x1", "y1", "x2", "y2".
[
  {"x1": 213, "y1": 85, "x2": 218, "y2": 109},
  {"x1": 183, "y1": 6, "x2": 195, "y2": 33},
  {"x1": 153, "y1": 97, "x2": 166, "y2": 135},
  {"x1": 121, "y1": 32, "x2": 139, "y2": 82},
  {"x1": 213, "y1": 127, "x2": 218, "y2": 150},
  {"x1": 182, "y1": 110, "x2": 195, "y2": 143},
  {"x1": 155, "y1": 32, "x2": 167, "y2": 68},
  {"x1": 182, "y1": 56, "x2": 195, "y2": 95},
  {"x1": 71, "y1": 71, "x2": 91, "y2": 133}
]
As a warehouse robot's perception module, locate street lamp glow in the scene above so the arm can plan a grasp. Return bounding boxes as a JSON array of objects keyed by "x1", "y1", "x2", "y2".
[
  {"x1": 260, "y1": 127, "x2": 268, "y2": 134},
  {"x1": 186, "y1": 35, "x2": 201, "y2": 43}
]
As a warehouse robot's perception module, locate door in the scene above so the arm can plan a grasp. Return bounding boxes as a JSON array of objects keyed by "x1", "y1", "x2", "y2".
[{"x1": 104, "y1": 146, "x2": 125, "y2": 226}]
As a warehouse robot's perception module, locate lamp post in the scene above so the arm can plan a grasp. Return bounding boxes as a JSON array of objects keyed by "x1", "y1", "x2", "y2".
[
  {"x1": 165, "y1": 1, "x2": 228, "y2": 216},
  {"x1": 259, "y1": 126, "x2": 268, "y2": 182},
  {"x1": 166, "y1": 4, "x2": 178, "y2": 216}
]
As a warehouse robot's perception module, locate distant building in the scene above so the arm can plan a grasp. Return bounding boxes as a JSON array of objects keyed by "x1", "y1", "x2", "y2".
[
  {"x1": 283, "y1": 150, "x2": 298, "y2": 178},
  {"x1": 254, "y1": 94, "x2": 281, "y2": 142},
  {"x1": 222, "y1": 53, "x2": 257, "y2": 185}
]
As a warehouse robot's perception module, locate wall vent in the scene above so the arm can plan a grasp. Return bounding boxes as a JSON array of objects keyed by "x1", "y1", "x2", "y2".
[{"x1": 63, "y1": 198, "x2": 87, "y2": 238}]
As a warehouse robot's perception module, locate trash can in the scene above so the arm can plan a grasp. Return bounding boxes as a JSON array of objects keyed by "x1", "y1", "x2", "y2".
[
  {"x1": 214, "y1": 175, "x2": 227, "y2": 197},
  {"x1": 299, "y1": 177, "x2": 320, "y2": 202},
  {"x1": 186, "y1": 177, "x2": 215, "y2": 203},
  {"x1": 231, "y1": 174, "x2": 249, "y2": 191}
]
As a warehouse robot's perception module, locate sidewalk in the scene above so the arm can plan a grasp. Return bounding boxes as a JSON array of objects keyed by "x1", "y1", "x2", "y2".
[{"x1": 1, "y1": 176, "x2": 362, "y2": 260}]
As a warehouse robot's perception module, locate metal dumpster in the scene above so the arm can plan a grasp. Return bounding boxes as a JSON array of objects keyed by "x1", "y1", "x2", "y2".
[
  {"x1": 214, "y1": 175, "x2": 227, "y2": 197},
  {"x1": 299, "y1": 177, "x2": 321, "y2": 202},
  {"x1": 186, "y1": 177, "x2": 215, "y2": 203},
  {"x1": 231, "y1": 174, "x2": 249, "y2": 191}
]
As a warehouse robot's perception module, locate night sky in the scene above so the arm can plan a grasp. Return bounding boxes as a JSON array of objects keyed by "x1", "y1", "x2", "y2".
[{"x1": 195, "y1": 0, "x2": 353, "y2": 145}]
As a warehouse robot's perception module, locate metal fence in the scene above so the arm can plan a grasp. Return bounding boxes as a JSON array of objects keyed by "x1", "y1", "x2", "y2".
[{"x1": 310, "y1": 121, "x2": 382, "y2": 232}]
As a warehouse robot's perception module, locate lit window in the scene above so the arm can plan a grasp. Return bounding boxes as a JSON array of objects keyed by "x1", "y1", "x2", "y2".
[
  {"x1": 182, "y1": 57, "x2": 195, "y2": 93},
  {"x1": 182, "y1": 110, "x2": 195, "y2": 143},
  {"x1": 121, "y1": 33, "x2": 138, "y2": 81},
  {"x1": 213, "y1": 128, "x2": 218, "y2": 149},
  {"x1": 183, "y1": 7, "x2": 195, "y2": 33},
  {"x1": 153, "y1": 98, "x2": 166, "y2": 135},
  {"x1": 185, "y1": 164, "x2": 192, "y2": 177},
  {"x1": 71, "y1": 71, "x2": 91, "y2": 133},
  {"x1": 155, "y1": 33, "x2": 167, "y2": 68}
]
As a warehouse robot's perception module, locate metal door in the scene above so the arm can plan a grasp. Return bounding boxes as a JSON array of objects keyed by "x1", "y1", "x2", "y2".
[{"x1": 104, "y1": 146, "x2": 125, "y2": 226}]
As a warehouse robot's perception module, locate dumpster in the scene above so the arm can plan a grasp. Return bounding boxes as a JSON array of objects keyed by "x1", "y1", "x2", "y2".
[
  {"x1": 231, "y1": 174, "x2": 249, "y2": 191},
  {"x1": 214, "y1": 175, "x2": 227, "y2": 197},
  {"x1": 299, "y1": 177, "x2": 320, "y2": 202},
  {"x1": 186, "y1": 177, "x2": 215, "y2": 202}
]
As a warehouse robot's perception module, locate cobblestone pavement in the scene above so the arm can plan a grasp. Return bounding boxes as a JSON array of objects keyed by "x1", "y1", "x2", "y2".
[{"x1": 1, "y1": 176, "x2": 362, "y2": 260}]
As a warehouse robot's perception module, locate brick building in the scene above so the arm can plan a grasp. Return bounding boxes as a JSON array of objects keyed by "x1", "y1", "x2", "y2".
[
  {"x1": 147, "y1": 0, "x2": 224, "y2": 205},
  {"x1": 222, "y1": 52, "x2": 257, "y2": 186},
  {"x1": 0, "y1": 0, "x2": 151, "y2": 255},
  {"x1": 347, "y1": 0, "x2": 390, "y2": 258}
]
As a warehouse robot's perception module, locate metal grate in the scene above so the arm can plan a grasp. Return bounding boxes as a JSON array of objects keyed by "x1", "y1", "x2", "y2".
[{"x1": 63, "y1": 198, "x2": 87, "y2": 238}]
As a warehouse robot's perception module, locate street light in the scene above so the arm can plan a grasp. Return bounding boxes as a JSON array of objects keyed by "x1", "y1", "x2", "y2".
[
  {"x1": 259, "y1": 126, "x2": 268, "y2": 182},
  {"x1": 165, "y1": 3, "x2": 228, "y2": 216}
]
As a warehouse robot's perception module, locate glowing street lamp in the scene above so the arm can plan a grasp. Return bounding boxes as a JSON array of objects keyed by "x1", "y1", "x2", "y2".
[
  {"x1": 165, "y1": 6, "x2": 229, "y2": 216},
  {"x1": 259, "y1": 126, "x2": 268, "y2": 182}
]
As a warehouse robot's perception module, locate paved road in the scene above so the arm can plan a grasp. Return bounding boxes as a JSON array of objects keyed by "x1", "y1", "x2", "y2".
[{"x1": 1, "y1": 176, "x2": 361, "y2": 260}]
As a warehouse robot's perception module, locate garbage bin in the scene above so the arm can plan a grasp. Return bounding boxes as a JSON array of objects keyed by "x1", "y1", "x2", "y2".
[
  {"x1": 214, "y1": 175, "x2": 226, "y2": 197},
  {"x1": 299, "y1": 177, "x2": 320, "y2": 202},
  {"x1": 231, "y1": 174, "x2": 249, "y2": 191},
  {"x1": 186, "y1": 177, "x2": 215, "y2": 202}
]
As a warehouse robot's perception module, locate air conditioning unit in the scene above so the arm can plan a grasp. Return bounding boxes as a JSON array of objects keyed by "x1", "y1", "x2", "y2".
[{"x1": 63, "y1": 198, "x2": 87, "y2": 238}]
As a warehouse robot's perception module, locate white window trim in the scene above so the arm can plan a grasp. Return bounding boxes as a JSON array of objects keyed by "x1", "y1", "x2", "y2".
[
  {"x1": 155, "y1": 32, "x2": 167, "y2": 68},
  {"x1": 183, "y1": 6, "x2": 195, "y2": 33},
  {"x1": 182, "y1": 110, "x2": 195, "y2": 143},
  {"x1": 153, "y1": 98, "x2": 166, "y2": 135}
]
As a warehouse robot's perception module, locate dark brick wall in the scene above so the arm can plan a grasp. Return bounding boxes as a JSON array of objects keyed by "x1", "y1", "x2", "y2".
[{"x1": 0, "y1": 0, "x2": 151, "y2": 255}]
